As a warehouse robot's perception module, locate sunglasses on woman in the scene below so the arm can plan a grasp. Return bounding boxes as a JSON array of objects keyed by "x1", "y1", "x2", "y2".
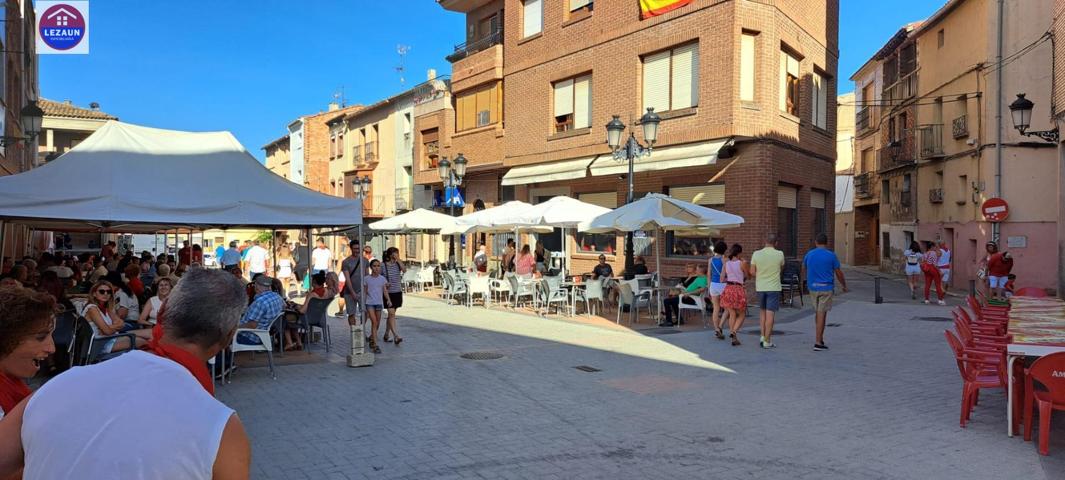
[{"x1": 96, "y1": 289, "x2": 112, "y2": 295}]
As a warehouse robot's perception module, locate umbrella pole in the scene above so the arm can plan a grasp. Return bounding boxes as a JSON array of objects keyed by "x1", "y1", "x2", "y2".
[
  {"x1": 0, "y1": 220, "x2": 5, "y2": 273},
  {"x1": 656, "y1": 228, "x2": 663, "y2": 326},
  {"x1": 271, "y1": 229, "x2": 277, "y2": 280}
]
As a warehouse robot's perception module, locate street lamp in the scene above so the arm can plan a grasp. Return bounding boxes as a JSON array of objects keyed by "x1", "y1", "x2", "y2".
[
  {"x1": 1009, "y1": 93, "x2": 1059, "y2": 143},
  {"x1": 438, "y1": 153, "x2": 467, "y2": 268},
  {"x1": 352, "y1": 175, "x2": 372, "y2": 199},
  {"x1": 0, "y1": 100, "x2": 44, "y2": 147},
  {"x1": 605, "y1": 107, "x2": 661, "y2": 274}
]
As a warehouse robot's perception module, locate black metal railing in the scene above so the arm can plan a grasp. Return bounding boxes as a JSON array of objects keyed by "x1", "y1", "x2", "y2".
[
  {"x1": 919, "y1": 124, "x2": 944, "y2": 159},
  {"x1": 929, "y1": 188, "x2": 944, "y2": 204},
  {"x1": 878, "y1": 130, "x2": 916, "y2": 171},
  {"x1": 952, "y1": 114, "x2": 969, "y2": 138},
  {"x1": 446, "y1": 28, "x2": 503, "y2": 63},
  {"x1": 856, "y1": 107, "x2": 871, "y2": 132},
  {"x1": 855, "y1": 173, "x2": 873, "y2": 199}
]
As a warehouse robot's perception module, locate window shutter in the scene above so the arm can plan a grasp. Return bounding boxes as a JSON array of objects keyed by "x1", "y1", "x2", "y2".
[
  {"x1": 570, "y1": 0, "x2": 591, "y2": 11},
  {"x1": 643, "y1": 50, "x2": 671, "y2": 113},
  {"x1": 579, "y1": 192, "x2": 617, "y2": 209},
  {"x1": 810, "y1": 190, "x2": 826, "y2": 209},
  {"x1": 670, "y1": 184, "x2": 725, "y2": 205},
  {"x1": 777, "y1": 185, "x2": 797, "y2": 209},
  {"x1": 779, "y1": 52, "x2": 788, "y2": 111},
  {"x1": 475, "y1": 87, "x2": 491, "y2": 125},
  {"x1": 554, "y1": 78, "x2": 574, "y2": 117},
  {"x1": 574, "y1": 76, "x2": 591, "y2": 129},
  {"x1": 740, "y1": 34, "x2": 756, "y2": 102},
  {"x1": 523, "y1": 0, "x2": 542, "y2": 37},
  {"x1": 813, "y1": 73, "x2": 827, "y2": 128},
  {"x1": 671, "y1": 43, "x2": 699, "y2": 109}
]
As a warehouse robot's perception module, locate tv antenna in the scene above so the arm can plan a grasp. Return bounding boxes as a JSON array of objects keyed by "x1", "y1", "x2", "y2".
[
  {"x1": 332, "y1": 87, "x2": 346, "y2": 108},
  {"x1": 396, "y1": 44, "x2": 411, "y2": 85}
]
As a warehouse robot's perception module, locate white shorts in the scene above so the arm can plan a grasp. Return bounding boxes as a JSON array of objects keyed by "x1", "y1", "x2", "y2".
[
  {"x1": 938, "y1": 268, "x2": 951, "y2": 283},
  {"x1": 904, "y1": 264, "x2": 920, "y2": 276},
  {"x1": 709, "y1": 282, "x2": 726, "y2": 297},
  {"x1": 989, "y1": 276, "x2": 1008, "y2": 288}
]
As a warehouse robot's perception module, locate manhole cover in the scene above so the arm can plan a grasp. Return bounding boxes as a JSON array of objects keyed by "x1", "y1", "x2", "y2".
[
  {"x1": 574, "y1": 365, "x2": 601, "y2": 372},
  {"x1": 912, "y1": 316, "x2": 952, "y2": 322},
  {"x1": 740, "y1": 329, "x2": 801, "y2": 336},
  {"x1": 460, "y1": 351, "x2": 505, "y2": 360}
]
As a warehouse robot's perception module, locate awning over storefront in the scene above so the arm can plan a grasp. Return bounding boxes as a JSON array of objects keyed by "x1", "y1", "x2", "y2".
[
  {"x1": 500, "y1": 155, "x2": 597, "y2": 186},
  {"x1": 589, "y1": 138, "x2": 731, "y2": 177}
]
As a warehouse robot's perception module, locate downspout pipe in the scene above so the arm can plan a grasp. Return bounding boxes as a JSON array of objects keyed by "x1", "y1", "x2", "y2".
[{"x1": 994, "y1": 0, "x2": 1004, "y2": 242}]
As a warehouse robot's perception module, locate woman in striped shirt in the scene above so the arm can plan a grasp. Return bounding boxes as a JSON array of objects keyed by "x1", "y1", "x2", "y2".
[{"x1": 382, "y1": 247, "x2": 406, "y2": 345}]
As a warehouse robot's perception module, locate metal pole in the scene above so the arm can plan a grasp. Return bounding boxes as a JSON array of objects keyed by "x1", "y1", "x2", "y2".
[
  {"x1": 993, "y1": 0, "x2": 1004, "y2": 243},
  {"x1": 448, "y1": 172, "x2": 456, "y2": 269},
  {"x1": 0, "y1": 220, "x2": 6, "y2": 273},
  {"x1": 874, "y1": 277, "x2": 883, "y2": 304},
  {"x1": 624, "y1": 133, "x2": 636, "y2": 275}
]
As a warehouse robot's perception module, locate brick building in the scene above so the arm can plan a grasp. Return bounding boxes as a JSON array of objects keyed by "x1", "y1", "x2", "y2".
[
  {"x1": 423, "y1": 0, "x2": 839, "y2": 276},
  {"x1": 264, "y1": 103, "x2": 363, "y2": 194},
  {"x1": 0, "y1": 1, "x2": 40, "y2": 261}
]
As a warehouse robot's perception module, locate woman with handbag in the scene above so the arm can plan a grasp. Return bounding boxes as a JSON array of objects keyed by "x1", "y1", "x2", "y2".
[
  {"x1": 903, "y1": 241, "x2": 922, "y2": 300},
  {"x1": 707, "y1": 241, "x2": 728, "y2": 340},
  {"x1": 381, "y1": 248, "x2": 405, "y2": 345},
  {"x1": 920, "y1": 241, "x2": 945, "y2": 305}
]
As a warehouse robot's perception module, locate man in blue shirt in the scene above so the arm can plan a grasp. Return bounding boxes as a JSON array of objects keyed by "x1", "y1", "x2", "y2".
[
  {"x1": 220, "y1": 241, "x2": 242, "y2": 272},
  {"x1": 237, "y1": 275, "x2": 284, "y2": 345},
  {"x1": 801, "y1": 233, "x2": 848, "y2": 352}
]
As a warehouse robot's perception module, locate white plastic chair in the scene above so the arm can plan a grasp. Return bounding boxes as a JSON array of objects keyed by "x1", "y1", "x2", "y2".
[
  {"x1": 229, "y1": 313, "x2": 279, "y2": 380},
  {"x1": 402, "y1": 265, "x2": 421, "y2": 292},
  {"x1": 536, "y1": 279, "x2": 569, "y2": 316},
  {"x1": 418, "y1": 265, "x2": 436, "y2": 291},
  {"x1": 467, "y1": 275, "x2": 492, "y2": 308},
  {"x1": 677, "y1": 294, "x2": 708, "y2": 327},
  {"x1": 489, "y1": 278, "x2": 511, "y2": 305},
  {"x1": 581, "y1": 279, "x2": 606, "y2": 316},
  {"x1": 442, "y1": 272, "x2": 468, "y2": 305},
  {"x1": 617, "y1": 282, "x2": 652, "y2": 325},
  {"x1": 506, "y1": 273, "x2": 536, "y2": 309}
]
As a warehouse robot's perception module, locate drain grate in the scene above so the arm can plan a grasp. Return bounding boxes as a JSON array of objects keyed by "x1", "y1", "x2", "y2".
[
  {"x1": 912, "y1": 316, "x2": 952, "y2": 322},
  {"x1": 574, "y1": 365, "x2": 601, "y2": 373},
  {"x1": 460, "y1": 351, "x2": 505, "y2": 360}
]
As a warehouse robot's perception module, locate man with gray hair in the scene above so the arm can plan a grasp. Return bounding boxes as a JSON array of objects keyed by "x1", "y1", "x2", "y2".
[
  {"x1": 749, "y1": 232, "x2": 785, "y2": 349},
  {"x1": 0, "y1": 268, "x2": 251, "y2": 479}
]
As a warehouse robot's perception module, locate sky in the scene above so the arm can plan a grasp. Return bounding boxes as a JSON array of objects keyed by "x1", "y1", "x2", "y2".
[{"x1": 40, "y1": 0, "x2": 947, "y2": 161}]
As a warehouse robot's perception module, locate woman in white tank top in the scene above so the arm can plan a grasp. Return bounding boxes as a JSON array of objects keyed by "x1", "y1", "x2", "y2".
[{"x1": 138, "y1": 277, "x2": 173, "y2": 326}]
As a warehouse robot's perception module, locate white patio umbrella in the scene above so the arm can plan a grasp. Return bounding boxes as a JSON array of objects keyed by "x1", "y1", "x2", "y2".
[
  {"x1": 368, "y1": 208, "x2": 458, "y2": 233},
  {"x1": 491, "y1": 196, "x2": 612, "y2": 274},
  {"x1": 583, "y1": 193, "x2": 744, "y2": 285}
]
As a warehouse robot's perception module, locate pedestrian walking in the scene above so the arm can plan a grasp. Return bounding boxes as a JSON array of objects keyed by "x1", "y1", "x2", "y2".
[
  {"x1": 920, "y1": 241, "x2": 945, "y2": 305},
  {"x1": 707, "y1": 241, "x2": 728, "y2": 340},
  {"x1": 220, "y1": 240, "x2": 242, "y2": 272},
  {"x1": 363, "y1": 260, "x2": 390, "y2": 354},
  {"x1": 937, "y1": 242, "x2": 952, "y2": 292},
  {"x1": 801, "y1": 234, "x2": 848, "y2": 351},
  {"x1": 244, "y1": 240, "x2": 269, "y2": 278},
  {"x1": 986, "y1": 247, "x2": 1014, "y2": 300},
  {"x1": 311, "y1": 238, "x2": 332, "y2": 275},
  {"x1": 719, "y1": 244, "x2": 749, "y2": 346},
  {"x1": 381, "y1": 247, "x2": 405, "y2": 346},
  {"x1": 903, "y1": 241, "x2": 922, "y2": 299},
  {"x1": 275, "y1": 245, "x2": 295, "y2": 293},
  {"x1": 750, "y1": 233, "x2": 785, "y2": 349},
  {"x1": 340, "y1": 240, "x2": 364, "y2": 327}
]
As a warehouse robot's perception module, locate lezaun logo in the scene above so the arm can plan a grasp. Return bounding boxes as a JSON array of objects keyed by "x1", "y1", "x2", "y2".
[{"x1": 37, "y1": 1, "x2": 90, "y2": 54}]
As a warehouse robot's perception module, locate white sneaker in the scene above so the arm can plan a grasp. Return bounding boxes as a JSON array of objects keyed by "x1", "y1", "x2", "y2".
[{"x1": 937, "y1": 300, "x2": 946, "y2": 306}]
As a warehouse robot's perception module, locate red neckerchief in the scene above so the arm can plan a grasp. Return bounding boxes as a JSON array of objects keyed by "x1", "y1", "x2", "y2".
[
  {"x1": 145, "y1": 338, "x2": 214, "y2": 395},
  {"x1": 0, "y1": 372, "x2": 31, "y2": 414}
]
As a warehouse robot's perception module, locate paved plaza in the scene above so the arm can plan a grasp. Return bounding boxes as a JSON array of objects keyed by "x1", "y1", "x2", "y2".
[{"x1": 218, "y1": 270, "x2": 1065, "y2": 480}]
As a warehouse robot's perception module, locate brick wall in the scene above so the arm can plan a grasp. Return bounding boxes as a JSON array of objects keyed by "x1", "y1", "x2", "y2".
[{"x1": 301, "y1": 106, "x2": 361, "y2": 194}]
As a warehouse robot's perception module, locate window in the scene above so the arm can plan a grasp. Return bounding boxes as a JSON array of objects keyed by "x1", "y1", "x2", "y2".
[
  {"x1": 403, "y1": 113, "x2": 411, "y2": 135},
  {"x1": 812, "y1": 71, "x2": 828, "y2": 129},
  {"x1": 421, "y1": 128, "x2": 439, "y2": 170},
  {"x1": 861, "y1": 148, "x2": 874, "y2": 173},
  {"x1": 406, "y1": 235, "x2": 418, "y2": 259},
  {"x1": 811, "y1": 190, "x2": 827, "y2": 238},
  {"x1": 455, "y1": 82, "x2": 502, "y2": 131},
  {"x1": 777, "y1": 185, "x2": 798, "y2": 257},
  {"x1": 522, "y1": 0, "x2": 542, "y2": 38},
  {"x1": 904, "y1": 231, "x2": 914, "y2": 249},
  {"x1": 669, "y1": 184, "x2": 724, "y2": 206},
  {"x1": 575, "y1": 192, "x2": 617, "y2": 254},
  {"x1": 329, "y1": 134, "x2": 337, "y2": 158},
  {"x1": 337, "y1": 133, "x2": 344, "y2": 157},
  {"x1": 478, "y1": 13, "x2": 501, "y2": 41},
  {"x1": 958, "y1": 174, "x2": 968, "y2": 204},
  {"x1": 667, "y1": 233, "x2": 722, "y2": 257},
  {"x1": 902, "y1": 174, "x2": 912, "y2": 193},
  {"x1": 888, "y1": 116, "x2": 896, "y2": 142},
  {"x1": 643, "y1": 42, "x2": 699, "y2": 113},
  {"x1": 553, "y1": 75, "x2": 592, "y2": 132},
  {"x1": 570, "y1": 0, "x2": 592, "y2": 11},
  {"x1": 740, "y1": 32, "x2": 757, "y2": 102},
  {"x1": 937, "y1": 29, "x2": 945, "y2": 48},
  {"x1": 780, "y1": 48, "x2": 801, "y2": 115},
  {"x1": 492, "y1": 232, "x2": 515, "y2": 260},
  {"x1": 933, "y1": 98, "x2": 943, "y2": 124},
  {"x1": 882, "y1": 179, "x2": 890, "y2": 204},
  {"x1": 882, "y1": 232, "x2": 891, "y2": 259}
]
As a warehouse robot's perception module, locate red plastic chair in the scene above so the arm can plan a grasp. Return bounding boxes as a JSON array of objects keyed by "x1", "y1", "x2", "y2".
[
  {"x1": 1023, "y1": 352, "x2": 1065, "y2": 455},
  {"x1": 1014, "y1": 287, "x2": 1048, "y2": 298},
  {"x1": 945, "y1": 330, "x2": 1008, "y2": 427},
  {"x1": 976, "y1": 291, "x2": 1010, "y2": 313},
  {"x1": 968, "y1": 296, "x2": 1009, "y2": 323},
  {"x1": 956, "y1": 306, "x2": 1006, "y2": 335}
]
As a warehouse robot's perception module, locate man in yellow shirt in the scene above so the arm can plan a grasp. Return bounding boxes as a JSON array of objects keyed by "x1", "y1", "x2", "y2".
[{"x1": 749, "y1": 233, "x2": 785, "y2": 349}]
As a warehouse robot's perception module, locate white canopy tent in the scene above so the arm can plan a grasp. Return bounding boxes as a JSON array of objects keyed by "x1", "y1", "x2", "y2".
[
  {"x1": 584, "y1": 193, "x2": 744, "y2": 282},
  {"x1": 0, "y1": 121, "x2": 363, "y2": 232}
]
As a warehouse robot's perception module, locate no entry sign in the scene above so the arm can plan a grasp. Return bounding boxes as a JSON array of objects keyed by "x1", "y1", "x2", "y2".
[{"x1": 982, "y1": 197, "x2": 1009, "y2": 222}]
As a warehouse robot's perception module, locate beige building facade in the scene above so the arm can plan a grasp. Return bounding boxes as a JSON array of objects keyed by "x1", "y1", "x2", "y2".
[
  {"x1": 835, "y1": 92, "x2": 855, "y2": 264},
  {"x1": 37, "y1": 99, "x2": 117, "y2": 165}
]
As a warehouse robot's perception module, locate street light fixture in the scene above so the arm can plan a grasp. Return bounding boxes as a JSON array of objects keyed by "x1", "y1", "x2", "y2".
[
  {"x1": 0, "y1": 100, "x2": 44, "y2": 147},
  {"x1": 352, "y1": 175, "x2": 372, "y2": 199},
  {"x1": 605, "y1": 107, "x2": 662, "y2": 274},
  {"x1": 438, "y1": 153, "x2": 467, "y2": 268},
  {"x1": 1009, "y1": 93, "x2": 1059, "y2": 143}
]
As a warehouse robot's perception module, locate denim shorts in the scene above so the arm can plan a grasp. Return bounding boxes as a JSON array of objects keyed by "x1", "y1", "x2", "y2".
[
  {"x1": 757, "y1": 291, "x2": 781, "y2": 311},
  {"x1": 366, "y1": 304, "x2": 383, "y2": 311}
]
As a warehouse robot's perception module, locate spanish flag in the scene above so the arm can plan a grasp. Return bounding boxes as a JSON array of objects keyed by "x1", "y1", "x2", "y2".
[{"x1": 640, "y1": 0, "x2": 693, "y2": 19}]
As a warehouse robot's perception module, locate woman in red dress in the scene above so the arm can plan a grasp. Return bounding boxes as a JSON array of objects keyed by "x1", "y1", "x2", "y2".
[{"x1": 0, "y1": 286, "x2": 56, "y2": 419}]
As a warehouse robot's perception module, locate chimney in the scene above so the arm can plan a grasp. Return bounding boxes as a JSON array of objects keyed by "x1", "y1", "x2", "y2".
[
  {"x1": 89, "y1": 102, "x2": 100, "y2": 111},
  {"x1": 64, "y1": 99, "x2": 73, "y2": 105},
  {"x1": 427, "y1": 68, "x2": 436, "y2": 81},
  {"x1": 327, "y1": 102, "x2": 339, "y2": 111}
]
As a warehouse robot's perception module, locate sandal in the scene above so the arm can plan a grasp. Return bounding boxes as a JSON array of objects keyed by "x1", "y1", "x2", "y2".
[
  {"x1": 715, "y1": 329, "x2": 725, "y2": 340},
  {"x1": 394, "y1": 337, "x2": 403, "y2": 346},
  {"x1": 730, "y1": 334, "x2": 741, "y2": 346},
  {"x1": 383, "y1": 333, "x2": 392, "y2": 343}
]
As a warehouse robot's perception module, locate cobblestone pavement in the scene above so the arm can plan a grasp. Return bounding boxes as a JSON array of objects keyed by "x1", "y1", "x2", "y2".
[{"x1": 217, "y1": 268, "x2": 1065, "y2": 479}]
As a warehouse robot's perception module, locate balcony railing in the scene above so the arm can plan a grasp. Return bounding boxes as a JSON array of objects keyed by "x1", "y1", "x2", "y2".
[
  {"x1": 918, "y1": 124, "x2": 944, "y2": 160},
  {"x1": 445, "y1": 28, "x2": 502, "y2": 63},
  {"x1": 855, "y1": 172, "x2": 874, "y2": 199},
  {"x1": 883, "y1": 71, "x2": 918, "y2": 104},
  {"x1": 856, "y1": 107, "x2": 872, "y2": 133},
  {"x1": 952, "y1": 114, "x2": 969, "y2": 139},
  {"x1": 929, "y1": 188, "x2": 944, "y2": 204},
  {"x1": 352, "y1": 145, "x2": 362, "y2": 165},
  {"x1": 364, "y1": 142, "x2": 377, "y2": 163},
  {"x1": 878, "y1": 130, "x2": 916, "y2": 171}
]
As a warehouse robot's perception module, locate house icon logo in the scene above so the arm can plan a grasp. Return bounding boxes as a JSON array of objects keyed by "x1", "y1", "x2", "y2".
[{"x1": 39, "y1": 3, "x2": 86, "y2": 51}]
